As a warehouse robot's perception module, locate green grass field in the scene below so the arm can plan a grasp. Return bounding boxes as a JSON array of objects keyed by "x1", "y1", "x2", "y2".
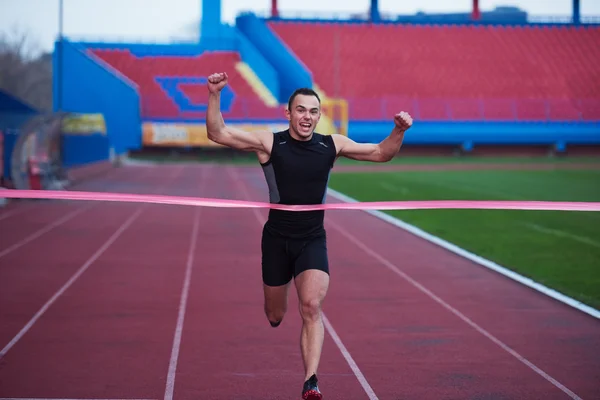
[
  {"x1": 130, "y1": 151, "x2": 600, "y2": 166},
  {"x1": 328, "y1": 168, "x2": 600, "y2": 309}
]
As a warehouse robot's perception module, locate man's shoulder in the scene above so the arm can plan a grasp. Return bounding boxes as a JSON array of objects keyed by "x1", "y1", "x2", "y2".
[
  {"x1": 315, "y1": 132, "x2": 341, "y2": 148},
  {"x1": 273, "y1": 129, "x2": 289, "y2": 136},
  {"x1": 270, "y1": 129, "x2": 290, "y2": 143},
  {"x1": 313, "y1": 132, "x2": 335, "y2": 141}
]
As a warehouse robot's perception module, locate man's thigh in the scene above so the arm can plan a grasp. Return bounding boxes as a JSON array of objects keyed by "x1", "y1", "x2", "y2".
[
  {"x1": 293, "y1": 234, "x2": 329, "y2": 280},
  {"x1": 261, "y1": 227, "x2": 294, "y2": 287}
]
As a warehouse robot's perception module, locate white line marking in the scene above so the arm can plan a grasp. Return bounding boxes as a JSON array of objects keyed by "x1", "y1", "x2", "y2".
[
  {"x1": 0, "y1": 209, "x2": 142, "y2": 359},
  {"x1": 321, "y1": 315, "x2": 379, "y2": 400},
  {"x1": 0, "y1": 204, "x2": 93, "y2": 260},
  {"x1": 163, "y1": 166, "x2": 207, "y2": 400},
  {"x1": 379, "y1": 181, "x2": 409, "y2": 195},
  {"x1": 326, "y1": 217, "x2": 583, "y2": 400},
  {"x1": 0, "y1": 207, "x2": 26, "y2": 221},
  {"x1": 524, "y1": 222, "x2": 600, "y2": 249},
  {"x1": 163, "y1": 208, "x2": 201, "y2": 400},
  {"x1": 326, "y1": 188, "x2": 600, "y2": 320},
  {"x1": 230, "y1": 168, "x2": 379, "y2": 400},
  {"x1": 0, "y1": 165, "x2": 184, "y2": 359}
]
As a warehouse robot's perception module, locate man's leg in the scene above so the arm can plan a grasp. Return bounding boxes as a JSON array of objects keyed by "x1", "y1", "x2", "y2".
[
  {"x1": 295, "y1": 269, "x2": 329, "y2": 380},
  {"x1": 292, "y1": 233, "x2": 330, "y2": 386},
  {"x1": 261, "y1": 226, "x2": 293, "y2": 327},
  {"x1": 263, "y1": 281, "x2": 292, "y2": 327}
]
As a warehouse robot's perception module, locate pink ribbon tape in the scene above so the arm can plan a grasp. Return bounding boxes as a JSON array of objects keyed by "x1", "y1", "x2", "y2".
[{"x1": 1, "y1": 189, "x2": 599, "y2": 212}]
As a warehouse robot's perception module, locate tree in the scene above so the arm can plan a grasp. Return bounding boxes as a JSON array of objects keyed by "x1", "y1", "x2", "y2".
[{"x1": 0, "y1": 26, "x2": 52, "y2": 111}]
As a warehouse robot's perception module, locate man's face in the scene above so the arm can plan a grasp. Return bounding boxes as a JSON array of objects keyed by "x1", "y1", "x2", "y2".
[{"x1": 286, "y1": 94, "x2": 321, "y2": 140}]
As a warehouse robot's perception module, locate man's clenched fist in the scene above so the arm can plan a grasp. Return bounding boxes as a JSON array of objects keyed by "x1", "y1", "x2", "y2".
[
  {"x1": 394, "y1": 111, "x2": 413, "y2": 131},
  {"x1": 207, "y1": 72, "x2": 228, "y2": 93}
]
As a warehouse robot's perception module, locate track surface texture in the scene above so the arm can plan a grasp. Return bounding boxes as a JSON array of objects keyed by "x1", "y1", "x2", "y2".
[{"x1": 0, "y1": 164, "x2": 598, "y2": 400}]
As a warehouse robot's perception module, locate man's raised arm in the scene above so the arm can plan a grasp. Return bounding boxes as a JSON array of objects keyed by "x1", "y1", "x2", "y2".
[
  {"x1": 332, "y1": 111, "x2": 413, "y2": 162},
  {"x1": 205, "y1": 72, "x2": 270, "y2": 153}
]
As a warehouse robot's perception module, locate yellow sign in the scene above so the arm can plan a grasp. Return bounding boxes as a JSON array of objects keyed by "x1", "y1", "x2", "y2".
[
  {"x1": 142, "y1": 122, "x2": 290, "y2": 147},
  {"x1": 62, "y1": 113, "x2": 107, "y2": 135}
]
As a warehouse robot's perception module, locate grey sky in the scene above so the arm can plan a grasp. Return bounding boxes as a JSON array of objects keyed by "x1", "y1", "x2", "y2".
[{"x1": 1, "y1": 0, "x2": 598, "y2": 55}]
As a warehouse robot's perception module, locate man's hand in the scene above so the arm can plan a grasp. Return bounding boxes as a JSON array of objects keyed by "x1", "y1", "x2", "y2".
[
  {"x1": 205, "y1": 70, "x2": 272, "y2": 154},
  {"x1": 394, "y1": 111, "x2": 413, "y2": 131},
  {"x1": 207, "y1": 72, "x2": 228, "y2": 94}
]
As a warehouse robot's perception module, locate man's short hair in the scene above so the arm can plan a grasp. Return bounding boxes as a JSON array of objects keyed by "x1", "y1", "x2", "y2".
[{"x1": 287, "y1": 88, "x2": 321, "y2": 111}]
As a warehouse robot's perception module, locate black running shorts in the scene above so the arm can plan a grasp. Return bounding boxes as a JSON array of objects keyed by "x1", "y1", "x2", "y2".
[{"x1": 261, "y1": 226, "x2": 330, "y2": 287}]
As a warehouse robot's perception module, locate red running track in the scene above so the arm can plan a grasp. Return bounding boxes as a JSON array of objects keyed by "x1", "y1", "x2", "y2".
[{"x1": 0, "y1": 164, "x2": 598, "y2": 400}]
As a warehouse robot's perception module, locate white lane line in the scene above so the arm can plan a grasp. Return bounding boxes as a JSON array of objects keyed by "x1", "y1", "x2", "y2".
[
  {"x1": 321, "y1": 315, "x2": 379, "y2": 400},
  {"x1": 0, "y1": 165, "x2": 185, "y2": 359},
  {"x1": 163, "y1": 208, "x2": 201, "y2": 400},
  {"x1": 0, "y1": 204, "x2": 93, "y2": 260},
  {"x1": 326, "y1": 217, "x2": 583, "y2": 400},
  {"x1": 0, "y1": 207, "x2": 27, "y2": 222},
  {"x1": 163, "y1": 166, "x2": 207, "y2": 400},
  {"x1": 327, "y1": 188, "x2": 600, "y2": 320},
  {"x1": 0, "y1": 209, "x2": 142, "y2": 359}
]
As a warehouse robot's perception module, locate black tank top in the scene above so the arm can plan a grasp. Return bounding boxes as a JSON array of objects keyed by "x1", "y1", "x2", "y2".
[{"x1": 260, "y1": 129, "x2": 337, "y2": 239}]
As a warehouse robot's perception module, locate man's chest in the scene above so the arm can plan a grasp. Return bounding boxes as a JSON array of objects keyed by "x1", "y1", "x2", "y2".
[{"x1": 272, "y1": 144, "x2": 333, "y2": 183}]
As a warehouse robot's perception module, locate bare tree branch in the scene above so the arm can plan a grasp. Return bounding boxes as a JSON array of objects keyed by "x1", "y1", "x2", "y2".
[{"x1": 0, "y1": 25, "x2": 52, "y2": 111}]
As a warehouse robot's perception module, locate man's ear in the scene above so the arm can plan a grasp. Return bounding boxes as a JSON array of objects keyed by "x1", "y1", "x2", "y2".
[{"x1": 284, "y1": 107, "x2": 291, "y2": 121}]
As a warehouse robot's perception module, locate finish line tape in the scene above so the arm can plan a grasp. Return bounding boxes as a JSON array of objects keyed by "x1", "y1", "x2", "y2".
[{"x1": 1, "y1": 189, "x2": 599, "y2": 212}]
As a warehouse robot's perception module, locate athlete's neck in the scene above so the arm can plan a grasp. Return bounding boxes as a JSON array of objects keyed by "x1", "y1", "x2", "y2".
[{"x1": 288, "y1": 128, "x2": 313, "y2": 142}]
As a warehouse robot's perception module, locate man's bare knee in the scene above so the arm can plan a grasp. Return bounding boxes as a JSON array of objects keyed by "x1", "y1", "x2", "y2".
[
  {"x1": 299, "y1": 298, "x2": 323, "y2": 323},
  {"x1": 265, "y1": 302, "x2": 287, "y2": 325},
  {"x1": 295, "y1": 269, "x2": 329, "y2": 323}
]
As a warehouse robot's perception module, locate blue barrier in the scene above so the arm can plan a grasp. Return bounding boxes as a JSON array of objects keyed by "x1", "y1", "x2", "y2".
[
  {"x1": 349, "y1": 121, "x2": 600, "y2": 149},
  {"x1": 1, "y1": 130, "x2": 18, "y2": 182},
  {"x1": 61, "y1": 133, "x2": 110, "y2": 168},
  {"x1": 54, "y1": 39, "x2": 142, "y2": 154},
  {"x1": 235, "y1": 27, "x2": 280, "y2": 101},
  {"x1": 236, "y1": 12, "x2": 312, "y2": 103}
]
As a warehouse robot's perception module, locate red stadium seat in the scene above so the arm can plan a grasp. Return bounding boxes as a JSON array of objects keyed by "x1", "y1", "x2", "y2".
[
  {"x1": 88, "y1": 48, "x2": 278, "y2": 121},
  {"x1": 267, "y1": 22, "x2": 600, "y2": 121}
]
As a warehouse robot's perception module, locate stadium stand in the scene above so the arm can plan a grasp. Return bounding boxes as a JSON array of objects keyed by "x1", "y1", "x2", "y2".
[
  {"x1": 50, "y1": 1, "x2": 598, "y2": 155},
  {"x1": 81, "y1": 22, "x2": 600, "y2": 124},
  {"x1": 88, "y1": 48, "x2": 282, "y2": 121},
  {"x1": 267, "y1": 21, "x2": 600, "y2": 121}
]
